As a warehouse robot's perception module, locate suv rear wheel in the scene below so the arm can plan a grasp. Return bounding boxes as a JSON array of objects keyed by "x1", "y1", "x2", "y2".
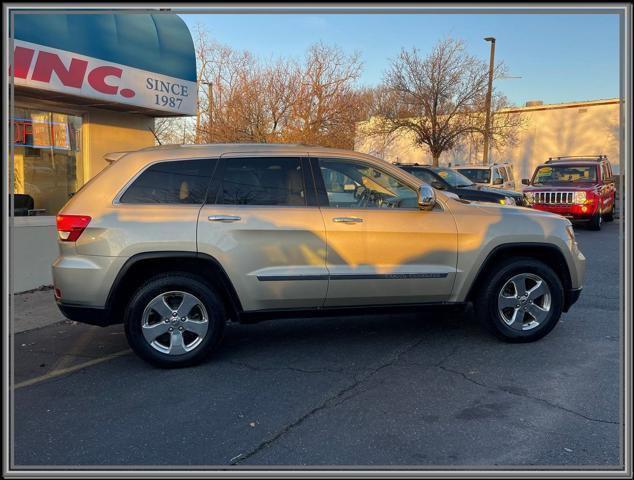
[
  {"x1": 124, "y1": 273, "x2": 226, "y2": 368},
  {"x1": 474, "y1": 258, "x2": 564, "y2": 342}
]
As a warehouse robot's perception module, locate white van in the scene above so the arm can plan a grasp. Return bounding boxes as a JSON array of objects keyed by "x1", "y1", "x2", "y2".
[{"x1": 454, "y1": 163, "x2": 517, "y2": 191}]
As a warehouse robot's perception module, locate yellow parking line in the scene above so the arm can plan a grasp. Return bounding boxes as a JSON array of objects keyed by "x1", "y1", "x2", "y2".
[{"x1": 13, "y1": 349, "x2": 132, "y2": 390}]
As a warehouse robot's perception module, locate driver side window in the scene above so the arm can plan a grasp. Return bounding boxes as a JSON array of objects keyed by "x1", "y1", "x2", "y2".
[{"x1": 318, "y1": 158, "x2": 418, "y2": 209}]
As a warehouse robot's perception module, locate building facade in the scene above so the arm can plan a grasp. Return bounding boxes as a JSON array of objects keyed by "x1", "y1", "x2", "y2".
[
  {"x1": 355, "y1": 98, "x2": 621, "y2": 182},
  {"x1": 11, "y1": 13, "x2": 197, "y2": 292}
]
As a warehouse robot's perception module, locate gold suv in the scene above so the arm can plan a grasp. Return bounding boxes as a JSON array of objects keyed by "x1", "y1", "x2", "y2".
[{"x1": 53, "y1": 144, "x2": 585, "y2": 367}]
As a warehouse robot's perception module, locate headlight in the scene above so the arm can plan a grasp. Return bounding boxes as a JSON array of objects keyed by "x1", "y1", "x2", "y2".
[
  {"x1": 574, "y1": 191, "x2": 586, "y2": 204},
  {"x1": 524, "y1": 192, "x2": 534, "y2": 204},
  {"x1": 499, "y1": 196, "x2": 516, "y2": 205}
]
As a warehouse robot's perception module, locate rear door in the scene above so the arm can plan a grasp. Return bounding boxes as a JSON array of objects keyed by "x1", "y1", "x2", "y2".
[
  {"x1": 313, "y1": 156, "x2": 458, "y2": 307},
  {"x1": 197, "y1": 154, "x2": 328, "y2": 311}
]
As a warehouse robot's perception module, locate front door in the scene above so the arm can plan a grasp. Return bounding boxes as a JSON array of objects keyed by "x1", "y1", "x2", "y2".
[
  {"x1": 313, "y1": 157, "x2": 458, "y2": 307},
  {"x1": 599, "y1": 162, "x2": 616, "y2": 213},
  {"x1": 197, "y1": 155, "x2": 328, "y2": 311}
]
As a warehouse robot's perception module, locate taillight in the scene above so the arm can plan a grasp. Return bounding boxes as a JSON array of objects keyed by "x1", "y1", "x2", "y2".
[{"x1": 56, "y1": 215, "x2": 91, "y2": 242}]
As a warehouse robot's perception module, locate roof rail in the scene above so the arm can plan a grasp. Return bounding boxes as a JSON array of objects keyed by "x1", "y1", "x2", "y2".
[
  {"x1": 546, "y1": 155, "x2": 607, "y2": 163},
  {"x1": 393, "y1": 162, "x2": 432, "y2": 167}
]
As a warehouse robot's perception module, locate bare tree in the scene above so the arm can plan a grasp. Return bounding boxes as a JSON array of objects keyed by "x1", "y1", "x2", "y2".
[
  {"x1": 368, "y1": 38, "x2": 519, "y2": 166},
  {"x1": 285, "y1": 43, "x2": 363, "y2": 148},
  {"x1": 153, "y1": 117, "x2": 196, "y2": 145},
  {"x1": 263, "y1": 59, "x2": 302, "y2": 142},
  {"x1": 471, "y1": 94, "x2": 524, "y2": 154}
]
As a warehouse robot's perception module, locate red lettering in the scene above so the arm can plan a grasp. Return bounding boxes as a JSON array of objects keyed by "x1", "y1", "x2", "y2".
[
  {"x1": 87, "y1": 66, "x2": 122, "y2": 95},
  {"x1": 12, "y1": 46, "x2": 35, "y2": 79},
  {"x1": 14, "y1": 120, "x2": 33, "y2": 145},
  {"x1": 31, "y1": 51, "x2": 88, "y2": 88}
]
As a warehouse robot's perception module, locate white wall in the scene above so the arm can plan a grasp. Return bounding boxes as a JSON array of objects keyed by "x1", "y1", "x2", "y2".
[{"x1": 355, "y1": 99, "x2": 621, "y2": 184}]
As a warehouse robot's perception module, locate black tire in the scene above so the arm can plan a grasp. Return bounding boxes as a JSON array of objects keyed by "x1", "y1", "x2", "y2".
[
  {"x1": 473, "y1": 257, "x2": 564, "y2": 342},
  {"x1": 603, "y1": 204, "x2": 615, "y2": 222},
  {"x1": 588, "y1": 212, "x2": 602, "y2": 230},
  {"x1": 124, "y1": 272, "x2": 226, "y2": 368}
]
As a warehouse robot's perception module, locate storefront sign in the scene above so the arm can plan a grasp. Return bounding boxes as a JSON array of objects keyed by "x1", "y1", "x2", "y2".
[{"x1": 12, "y1": 40, "x2": 197, "y2": 115}]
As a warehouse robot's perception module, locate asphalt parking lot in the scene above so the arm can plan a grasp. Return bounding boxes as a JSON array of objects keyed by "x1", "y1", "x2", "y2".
[{"x1": 11, "y1": 220, "x2": 622, "y2": 468}]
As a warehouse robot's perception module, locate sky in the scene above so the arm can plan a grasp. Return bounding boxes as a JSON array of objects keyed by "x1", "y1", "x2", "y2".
[{"x1": 180, "y1": 12, "x2": 620, "y2": 107}]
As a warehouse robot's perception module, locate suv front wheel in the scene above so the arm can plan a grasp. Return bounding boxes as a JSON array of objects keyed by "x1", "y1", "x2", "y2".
[
  {"x1": 124, "y1": 273, "x2": 226, "y2": 368},
  {"x1": 474, "y1": 258, "x2": 564, "y2": 342}
]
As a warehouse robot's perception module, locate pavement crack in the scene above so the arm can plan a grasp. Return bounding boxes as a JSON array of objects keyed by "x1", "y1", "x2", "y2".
[
  {"x1": 230, "y1": 335, "x2": 428, "y2": 465},
  {"x1": 226, "y1": 360, "x2": 347, "y2": 375},
  {"x1": 437, "y1": 365, "x2": 620, "y2": 426}
]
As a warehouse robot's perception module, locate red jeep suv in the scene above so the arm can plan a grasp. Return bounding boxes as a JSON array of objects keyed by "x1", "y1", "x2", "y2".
[{"x1": 522, "y1": 155, "x2": 616, "y2": 231}]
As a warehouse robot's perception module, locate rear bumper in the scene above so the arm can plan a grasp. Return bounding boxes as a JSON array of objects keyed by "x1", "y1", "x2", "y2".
[
  {"x1": 56, "y1": 300, "x2": 117, "y2": 327},
  {"x1": 563, "y1": 287, "x2": 582, "y2": 312}
]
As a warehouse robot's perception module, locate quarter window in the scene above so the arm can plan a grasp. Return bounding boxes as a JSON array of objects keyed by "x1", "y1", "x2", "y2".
[
  {"x1": 120, "y1": 159, "x2": 213, "y2": 204},
  {"x1": 319, "y1": 158, "x2": 418, "y2": 209},
  {"x1": 215, "y1": 157, "x2": 305, "y2": 206}
]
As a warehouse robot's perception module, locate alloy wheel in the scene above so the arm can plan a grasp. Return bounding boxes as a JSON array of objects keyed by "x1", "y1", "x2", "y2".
[
  {"x1": 141, "y1": 291, "x2": 209, "y2": 355},
  {"x1": 497, "y1": 273, "x2": 552, "y2": 331}
]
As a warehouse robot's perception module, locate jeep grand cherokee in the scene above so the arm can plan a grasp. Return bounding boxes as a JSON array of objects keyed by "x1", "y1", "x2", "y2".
[{"x1": 53, "y1": 144, "x2": 585, "y2": 367}]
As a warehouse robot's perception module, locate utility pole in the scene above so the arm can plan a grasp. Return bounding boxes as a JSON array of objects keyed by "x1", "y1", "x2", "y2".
[
  {"x1": 482, "y1": 37, "x2": 496, "y2": 165},
  {"x1": 202, "y1": 81, "x2": 213, "y2": 144}
]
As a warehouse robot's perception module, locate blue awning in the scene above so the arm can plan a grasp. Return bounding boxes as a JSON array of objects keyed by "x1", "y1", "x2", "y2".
[
  {"x1": 12, "y1": 12, "x2": 198, "y2": 116},
  {"x1": 13, "y1": 12, "x2": 196, "y2": 82}
]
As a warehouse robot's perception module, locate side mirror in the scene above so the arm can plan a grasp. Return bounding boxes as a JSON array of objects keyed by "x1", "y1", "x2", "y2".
[
  {"x1": 418, "y1": 184, "x2": 436, "y2": 211},
  {"x1": 493, "y1": 177, "x2": 504, "y2": 185},
  {"x1": 521, "y1": 178, "x2": 530, "y2": 185},
  {"x1": 431, "y1": 180, "x2": 446, "y2": 191}
]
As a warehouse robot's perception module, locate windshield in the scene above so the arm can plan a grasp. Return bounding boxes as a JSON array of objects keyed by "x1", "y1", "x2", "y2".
[
  {"x1": 532, "y1": 165, "x2": 597, "y2": 184},
  {"x1": 458, "y1": 168, "x2": 491, "y2": 184},
  {"x1": 432, "y1": 168, "x2": 474, "y2": 187}
]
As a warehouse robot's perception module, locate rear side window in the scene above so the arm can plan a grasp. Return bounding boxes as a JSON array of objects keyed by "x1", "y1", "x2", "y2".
[
  {"x1": 120, "y1": 159, "x2": 213, "y2": 204},
  {"x1": 499, "y1": 167, "x2": 510, "y2": 182},
  {"x1": 214, "y1": 157, "x2": 305, "y2": 206}
]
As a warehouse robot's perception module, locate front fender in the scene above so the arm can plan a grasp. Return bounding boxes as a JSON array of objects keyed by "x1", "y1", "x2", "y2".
[{"x1": 447, "y1": 202, "x2": 584, "y2": 302}]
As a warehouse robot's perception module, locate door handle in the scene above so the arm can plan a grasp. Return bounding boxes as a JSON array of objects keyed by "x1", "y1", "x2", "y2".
[
  {"x1": 332, "y1": 217, "x2": 363, "y2": 224},
  {"x1": 208, "y1": 215, "x2": 241, "y2": 222}
]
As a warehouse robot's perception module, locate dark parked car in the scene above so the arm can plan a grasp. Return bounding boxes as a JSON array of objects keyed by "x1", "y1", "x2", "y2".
[{"x1": 395, "y1": 163, "x2": 525, "y2": 206}]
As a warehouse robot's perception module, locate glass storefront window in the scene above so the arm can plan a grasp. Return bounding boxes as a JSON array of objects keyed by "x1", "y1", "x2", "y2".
[{"x1": 12, "y1": 108, "x2": 84, "y2": 216}]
